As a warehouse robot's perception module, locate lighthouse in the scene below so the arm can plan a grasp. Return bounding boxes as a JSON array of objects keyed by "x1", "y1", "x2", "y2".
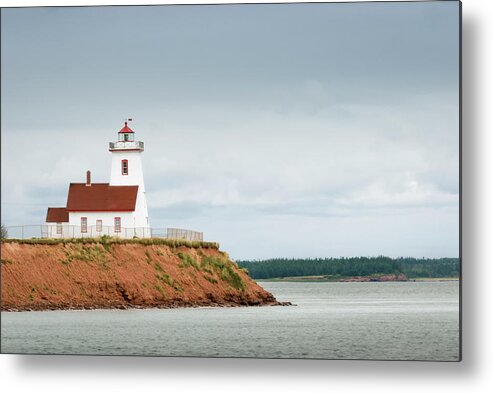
[
  {"x1": 45, "y1": 120, "x2": 151, "y2": 238},
  {"x1": 108, "y1": 121, "x2": 150, "y2": 232}
]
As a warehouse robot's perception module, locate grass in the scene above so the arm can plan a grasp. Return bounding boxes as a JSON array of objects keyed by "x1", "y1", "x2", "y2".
[
  {"x1": 1, "y1": 237, "x2": 219, "y2": 249},
  {"x1": 201, "y1": 265, "x2": 214, "y2": 275},
  {"x1": 61, "y1": 244, "x2": 108, "y2": 267},
  {"x1": 238, "y1": 267, "x2": 249, "y2": 275},
  {"x1": 201, "y1": 256, "x2": 245, "y2": 290},
  {"x1": 99, "y1": 235, "x2": 113, "y2": 252},
  {"x1": 1, "y1": 258, "x2": 13, "y2": 265},
  {"x1": 154, "y1": 284, "x2": 164, "y2": 295},
  {"x1": 153, "y1": 262, "x2": 182, "y2": 292},
  {"x1": 145, "y1": 250, "x2": 152, "y2": 265},
  {"x1": 177, "y1": 252, "x2": 200, "y2": 270},
  {"x1": 204, "y1": 275, "x2": 218, "y2": 284},
  {"x1": 28, "y1": 286, "x2": 36, "y2": 301}
]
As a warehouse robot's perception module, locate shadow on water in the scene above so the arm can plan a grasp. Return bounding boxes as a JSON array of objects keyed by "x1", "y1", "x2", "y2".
[{"x1": 13, "y1": 351, "x2": 467, "y2": 380}]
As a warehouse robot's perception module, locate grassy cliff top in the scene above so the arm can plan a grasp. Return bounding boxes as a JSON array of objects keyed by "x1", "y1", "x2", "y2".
[{"x1": 1, "y1": 236, "x2": 220, "y2": 250}]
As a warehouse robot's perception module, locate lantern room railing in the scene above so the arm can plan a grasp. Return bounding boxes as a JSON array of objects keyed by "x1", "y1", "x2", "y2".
[{"x1": 109, "y1": 141, "x2": 144, "y2": 151}]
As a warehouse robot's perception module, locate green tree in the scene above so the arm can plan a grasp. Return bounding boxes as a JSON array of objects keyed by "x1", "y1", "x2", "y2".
[{"x1": 237, "y1": 256, "x2": 459, "y2": 279}]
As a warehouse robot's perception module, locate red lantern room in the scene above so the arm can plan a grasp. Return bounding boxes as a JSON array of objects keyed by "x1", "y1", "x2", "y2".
[
  {"x1": 118, "y1": 121, "x2": 135, "y2": 142},
  {"x1": 109, "y1": 119, "x2": 144, "y2": 152}
]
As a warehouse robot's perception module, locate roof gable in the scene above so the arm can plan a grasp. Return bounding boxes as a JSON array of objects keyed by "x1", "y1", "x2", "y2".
[
  {"x1": 46, "y1": 207, "x2": 69, "y2": 222},
  {"x1": 66, "y1": 183, "x2": 138, "y2": 212}
]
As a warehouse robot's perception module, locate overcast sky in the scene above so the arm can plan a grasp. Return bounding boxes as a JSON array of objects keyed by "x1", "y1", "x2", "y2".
[{"x1": 1, "y1": 2, "x2": 460, "y2": 259}]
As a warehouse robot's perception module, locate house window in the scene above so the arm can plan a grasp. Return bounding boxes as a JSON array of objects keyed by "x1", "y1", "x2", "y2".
[
  {"x1": 81, "y1": 217, "x2": 87, "y2": 233},
  {"x1": 56, "y1": 223, "x2": 62, "y2": 235},
  {"x1": 96, "y1": 219, "x2": 102, "y2": 232},
  {"x1": 122, "y1": 159, "x2": 128, "y2": 175},
  {"x1": 114, "y1": 217, "x2": 121, "y2": 233}
]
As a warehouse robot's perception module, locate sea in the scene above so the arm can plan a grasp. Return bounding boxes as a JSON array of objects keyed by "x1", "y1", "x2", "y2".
[{"x1": 0, "y1": 281, "x2": 460, "y2": 361}]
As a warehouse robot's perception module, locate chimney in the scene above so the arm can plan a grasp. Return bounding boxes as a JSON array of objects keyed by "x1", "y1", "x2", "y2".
[{"x1": 86, "y1": 170, "x2": 91, "y2": 187}]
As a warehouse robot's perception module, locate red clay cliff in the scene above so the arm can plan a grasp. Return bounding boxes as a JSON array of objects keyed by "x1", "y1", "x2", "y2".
[{"x1": 0, "y1": 239, "x2": 280, "y2": 311}]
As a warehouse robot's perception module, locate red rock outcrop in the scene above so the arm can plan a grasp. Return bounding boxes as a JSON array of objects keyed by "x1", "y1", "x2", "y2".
[{"x1": 1, "y1": 240, "x2": 279, "y2": 311}]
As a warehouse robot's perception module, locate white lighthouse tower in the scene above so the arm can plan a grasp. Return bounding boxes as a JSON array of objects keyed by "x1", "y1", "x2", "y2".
[{"x1": 109, "y1": 120, "x2": 150, "y2": 235}]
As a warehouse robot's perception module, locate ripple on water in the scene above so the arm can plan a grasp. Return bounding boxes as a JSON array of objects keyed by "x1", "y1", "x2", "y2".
[{"x1": 1, "y1": 281, "x2": 459, "y2": 360}]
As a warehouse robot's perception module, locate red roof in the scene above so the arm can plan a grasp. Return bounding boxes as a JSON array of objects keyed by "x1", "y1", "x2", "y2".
[
  {"x1": 66, "y1": 183, "x2": 138, "y2": 212},
  {"x1": 46, "y1": 207, "x2": 69, "y2": 223},
  {"x1": 119, "y1": 121, "x2": 134, "y2": 134}
]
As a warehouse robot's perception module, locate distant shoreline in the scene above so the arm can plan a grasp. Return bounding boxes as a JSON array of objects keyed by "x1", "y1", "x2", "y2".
[
  {"x1": 258, "y1": 275, "x2": 459, "y2": 283},
  {"x1": 410, "y1": 277, "x2": 460, "y2": 282},
  {"x1": 237, "y1": 257, "x2": 460, "y2": 283}
]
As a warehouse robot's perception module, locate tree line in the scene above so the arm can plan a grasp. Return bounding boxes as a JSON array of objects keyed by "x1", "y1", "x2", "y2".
[{"x1": 236, "y1": 257, "x2": 460, "y2": 279}]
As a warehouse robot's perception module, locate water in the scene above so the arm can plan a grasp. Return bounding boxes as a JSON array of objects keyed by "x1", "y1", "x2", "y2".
[{"x1": 0, "y1": 281, "x2": 459, "y2": 360}]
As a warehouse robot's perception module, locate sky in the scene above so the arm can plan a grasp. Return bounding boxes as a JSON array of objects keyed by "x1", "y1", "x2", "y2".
[{"x1": 1, "y1": 1, "x2": 460, "y2": 260}]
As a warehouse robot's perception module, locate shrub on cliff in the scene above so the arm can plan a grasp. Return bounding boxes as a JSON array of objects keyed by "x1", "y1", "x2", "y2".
[
  {"x1": 177, "y1": 252, "x2": 200, "y2": 270},
  {"x1": 1, "y1": 224, "x2": 7, "y2": 239},
  {"x1": 201, "y1": 256, "x2": 246, "y2": 291}
]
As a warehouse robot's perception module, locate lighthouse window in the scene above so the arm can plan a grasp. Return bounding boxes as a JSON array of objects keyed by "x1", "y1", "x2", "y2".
[
  {"x1": 114, "y1": 217, "x2": 121, "y2": 233},
  {"x1": 124, "y1": 133, "x2": 129, "y2": 141},
  {"x1": 122, "y1": 159, "x2": 128, "y2": 175},
  {"x1": 81, "y1": 217, "x2": 87, "y2": 233}
]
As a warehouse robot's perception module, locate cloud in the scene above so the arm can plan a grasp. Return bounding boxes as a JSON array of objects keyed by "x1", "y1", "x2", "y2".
[
  {"x1": 335, "y1": 177, "x2": 457, "y2": 210},
  {"x1": 1, "y1": 3, "x2": 459, "y2": 258}
]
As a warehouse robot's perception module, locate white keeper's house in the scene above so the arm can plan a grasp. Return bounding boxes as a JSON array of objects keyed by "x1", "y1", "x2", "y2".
[{"x1": 45, "y1": 121, "x2": 151, "y2": 238}]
